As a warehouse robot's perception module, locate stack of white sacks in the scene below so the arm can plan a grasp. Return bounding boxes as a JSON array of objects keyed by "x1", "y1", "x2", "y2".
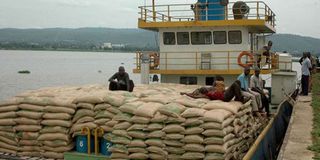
[
  {"x1": 0, "y1": 84, "x2": 268, "y2": 160},
  {"x1": 0, "y1": 99, "x2": 19, "y2": 155},
  {"x1": 16, "y1": 101, "x2": 44, "y2": 158}
]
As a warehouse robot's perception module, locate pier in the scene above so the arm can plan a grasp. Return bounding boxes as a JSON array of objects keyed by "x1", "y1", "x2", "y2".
[{"x1": 278, "y1": 95, "x2": 314, "y2": 160}]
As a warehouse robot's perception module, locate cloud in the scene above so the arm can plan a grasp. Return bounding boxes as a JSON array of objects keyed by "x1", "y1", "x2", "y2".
[{"x1": 57, "y1": 0, "x2": 93, "y2": 7}]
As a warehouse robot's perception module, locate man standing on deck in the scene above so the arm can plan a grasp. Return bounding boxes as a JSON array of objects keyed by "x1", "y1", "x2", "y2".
[
  {"x1": 250, "y1": 68, "x2": 270, "y2": 116},
  {"x1": 300, "y1": 52, "x2": 312, "y2": 96},
  {"x1": 238, "y1": 67, "x2": 262, "y2": 114},
  {"x1": 108, "y1": 66, "x2": 134, "y2": 92}
]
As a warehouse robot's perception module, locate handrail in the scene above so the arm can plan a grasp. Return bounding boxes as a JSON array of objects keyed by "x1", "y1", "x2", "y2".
[
  {"x1": 138, "y1": 1, "x2": 276, "y2": 28},
  {"x1": 134, "y1": 51, "x2": 292, "y2": 72}
]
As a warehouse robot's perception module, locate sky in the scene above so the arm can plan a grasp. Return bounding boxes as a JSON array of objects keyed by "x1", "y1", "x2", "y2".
[{"x1": 0, "y1": 0, "x2": 320, "y2": 38}]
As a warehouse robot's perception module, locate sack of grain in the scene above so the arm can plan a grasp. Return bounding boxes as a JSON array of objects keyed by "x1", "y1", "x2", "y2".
[
  {"x1": 182, "y1": 135, "x2": 204, "y2": 144},
  {"x1": 119, "y1": 101, "x2": 144, "y2": 114},
  {"x1": 131, "y1": 116, "x2": 150, "y2": 124},
  {"x1": 94, "y1": 118, "x2": 111, "y2": 125},
  {"x1": 103, "y1": 94, "x2": 126, "y2": 107},
  {"x1": 127, "y1": 124, "x2": 147, "y2": 131},
  {"x1": 158, "y1": 103, "x2": 186, "y2": 118},
  {"x1": 76, "y1": 103, "x2": 94, "y2": 110},
  {"x1": 202, "y1": 126, "x2": 234, "y2": 137},
  {"x1": 72, "y1": 109, "x2": 95, "y2": 122},
  {"x1": 41, "y1": 151, "x2": 64, "y2": 159},
  {"x1": 128, "y1": 139, "x2": 147, "y2": 148},
  {"x1": 181, "y1": 108, "x2": 206, "y2": 118},
  {"x1": 128, "y1": 147, "x2": 148, "y2": 154},
  {"x1": 185, "y1": 127, "x2": 204, "y2": 135},
  {"x1": 0, "y1": 105, "x2": 18, "y2": 113},
  {"x1": 113, "y1": 112, "x2": 133, "y2": 122},
  {"x1": 162, "y1": 124, "x2": 185, "y2": 134},
  {"x1": 44, "y1": 105, "x2": 75, "y2": 115},
  {"x1": 43, "y1": 113, "x2": 72, "y2": 120},
  {"x1": 141, "y1": 95, "x2": 171, "y2": 104},
  {"x1": 75, "y1": 116, "x2": 95, "y2": 124},
  {"x1": 201, "y1": 116, "x2": 235, "y2": 130},
  {"x1": 94, "y1": 103, "x2": 112, "y2": 111},
  {"x1": 128, "y1": 131, "x2": 147, "y2": 139},
  {"x1": 15, "y1": 125, "x2": 42, "y2": 132},
  {"x1": 174, "y1": 97, "x2": 205, "y2": 108},
  {"x1": 202, "y1": 109, "x2": 232, "y2": 123},
  {"x1": 106, "y1": 106, "x2": 121, "y2": 114},
  {"x1": 148, "y1": 130, "x2": 165, "y2": 138},
  {"x1": 128, "y1": 153, "x2": 149, "y2": 159},
  {"x1": 112, "y1": 130, "x2": 132, "y2": 140},
  {"x1": 0, "y1": 119, "x2": 16, "y2": 126},
  {"x1": 18, "y1": 104, "x2": 44, "y2": 112},
  {"x1": 150, "y1": 112, "x2": 168, "y2": 123},
  {"x1": 70, "y1": 122, "x2": 97, "y2": 133},
  {"x1": 147, "y1": 146, "x2": 168, "y2": 156},
  {"x1": 183, "y1": 144, "x2": 205, "y2": 152},
  {"x1": 202, "y1": 100, "x2": 242, "y2": 114},
  {"x1": 113, "y1": 122, "x2": 132, "y2": 130},
  {"x1": 165, "y1": 133, "x2": 184, "y2": 140},
  {"x1": 181, "y1": 152, "x2": 205, "y2": 159},
  {"x1": 134, "y1": 102, "x2": 162, "y2": 118},
  {"x1": 16, "y1": 111, "x2": 43, "y2": 119},
  {"x1": 0, "y1": 111, "x2": 16, "y2": 119},
  {"x1": 147, "y1": 123, "x2": 164, "y2": 131},
  {"x1": 41, "y1": 120, "x2": 72, "y2": 128},
  {"x1": 38, "y1": 133, "x2": 70, "y2": 142},
  {"x1": 183, "y1": 118, "x2": 204, "y2": 127},
  {"x1": 204, "y1": 134, "x2": 235, "y2": 145},
  {"x1": 145, "y1": 138, "x2": 165, "y2": 148}
]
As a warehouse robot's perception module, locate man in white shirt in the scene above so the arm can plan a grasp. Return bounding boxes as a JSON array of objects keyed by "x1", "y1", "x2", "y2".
[{"x1": 301, "y1": 52, "x2": 312, "y2": 96}]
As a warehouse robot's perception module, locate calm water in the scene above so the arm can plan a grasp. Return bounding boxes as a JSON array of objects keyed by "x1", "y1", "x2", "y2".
[
  {"x1": 0, "y1": 50, "x2": 140, "y2": 100},
  {"x1": 0, "y1": 50, "x2": 301, "y2": 101}
]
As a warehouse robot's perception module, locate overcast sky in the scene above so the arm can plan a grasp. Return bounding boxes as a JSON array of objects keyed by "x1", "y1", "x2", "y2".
[{"x1": 1, "y1": 0, "x2": 319, "y2": 38}]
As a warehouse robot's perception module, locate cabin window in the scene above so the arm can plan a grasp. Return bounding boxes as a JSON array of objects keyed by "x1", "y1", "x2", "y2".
[
  {"x1": 180, "y1": 77, "x2": 197, "y2": 85},
  {"x1": 228, "y1": 31, "x2": 242, "y2": 44},
  {"x1": 177, "y1": 32, "x2": 190, "y2": 45},
  {"x1": 213, "y1": 31, "x2": 227, "y2": 44},
  {"x1": 191, "y1": 32, "x2": 212, "y2": 45},
  {"x1": 163, "y1": 32, "x2": 176, "y2": 45}
]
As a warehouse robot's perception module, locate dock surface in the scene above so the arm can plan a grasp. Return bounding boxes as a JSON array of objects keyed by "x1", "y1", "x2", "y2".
[{"x1": 279, "y1": 95, "x2": 314, "y2": 160}]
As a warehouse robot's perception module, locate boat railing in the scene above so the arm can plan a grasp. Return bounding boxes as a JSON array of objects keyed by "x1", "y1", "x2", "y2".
[
  {"x1": 139, "y1": 1, "x2": 276, "y2": 28},
  {"x1": 135, "y1": 51, "x2": 292, "y2": 73}
]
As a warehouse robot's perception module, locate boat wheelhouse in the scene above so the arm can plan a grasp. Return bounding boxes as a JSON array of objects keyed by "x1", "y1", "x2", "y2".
[{"x1": 134, "y1": 0, "x2": 295, "y2": 89}]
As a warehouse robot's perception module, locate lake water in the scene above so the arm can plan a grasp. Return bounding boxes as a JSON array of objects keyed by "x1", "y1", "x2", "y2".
[
  {"x1": 0, "y1": 50, "x2": 140, "y2": 101},
  {"x1": 0, "y1": 50, "x2": 301, "y2": 101}
]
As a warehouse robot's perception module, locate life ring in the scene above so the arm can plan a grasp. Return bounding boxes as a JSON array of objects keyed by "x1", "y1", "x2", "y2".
[{"x1": 237, "y1": 51, "x2": 254, "y2": 68}]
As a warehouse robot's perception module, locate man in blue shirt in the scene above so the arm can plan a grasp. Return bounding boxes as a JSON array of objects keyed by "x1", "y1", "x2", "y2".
[{"x1": 238, "y1": 67, "x2": 262, "y2": 113}]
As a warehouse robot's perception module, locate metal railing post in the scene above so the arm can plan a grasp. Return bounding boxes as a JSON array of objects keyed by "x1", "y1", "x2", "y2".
[
  {"x1": 144, "y1": 9, "x2": 147, "y2": 21},
  {"x1": 165, "y1": 53, "x2": 168, "y2": 70},
  {"x1": 196, "y1": 52, "x2": 198, "y2": 70},
  {"x1": 257, "y1": 2, "x2": 259, "y2": 19},
  {"x1": 227, "y1": 51, "x2": 230, "y2": 70},
  {"x1": 168, "y1": 5, "x2": 171, "y2": 21}
]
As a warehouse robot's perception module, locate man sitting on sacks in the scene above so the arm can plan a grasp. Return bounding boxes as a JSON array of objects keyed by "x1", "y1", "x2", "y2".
[
  {"x1": 181, "y1": 76, "x2": 249, "y2": 104},
  {"x1": 250, "y1": 67, "x2": 270, "y2": 117},
  {"x1": 108, "y1": 66, "x2": 134, "y2": 92},
  {"x1": 238, "y1": 67, "x2": 264, "y2": 116}
]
